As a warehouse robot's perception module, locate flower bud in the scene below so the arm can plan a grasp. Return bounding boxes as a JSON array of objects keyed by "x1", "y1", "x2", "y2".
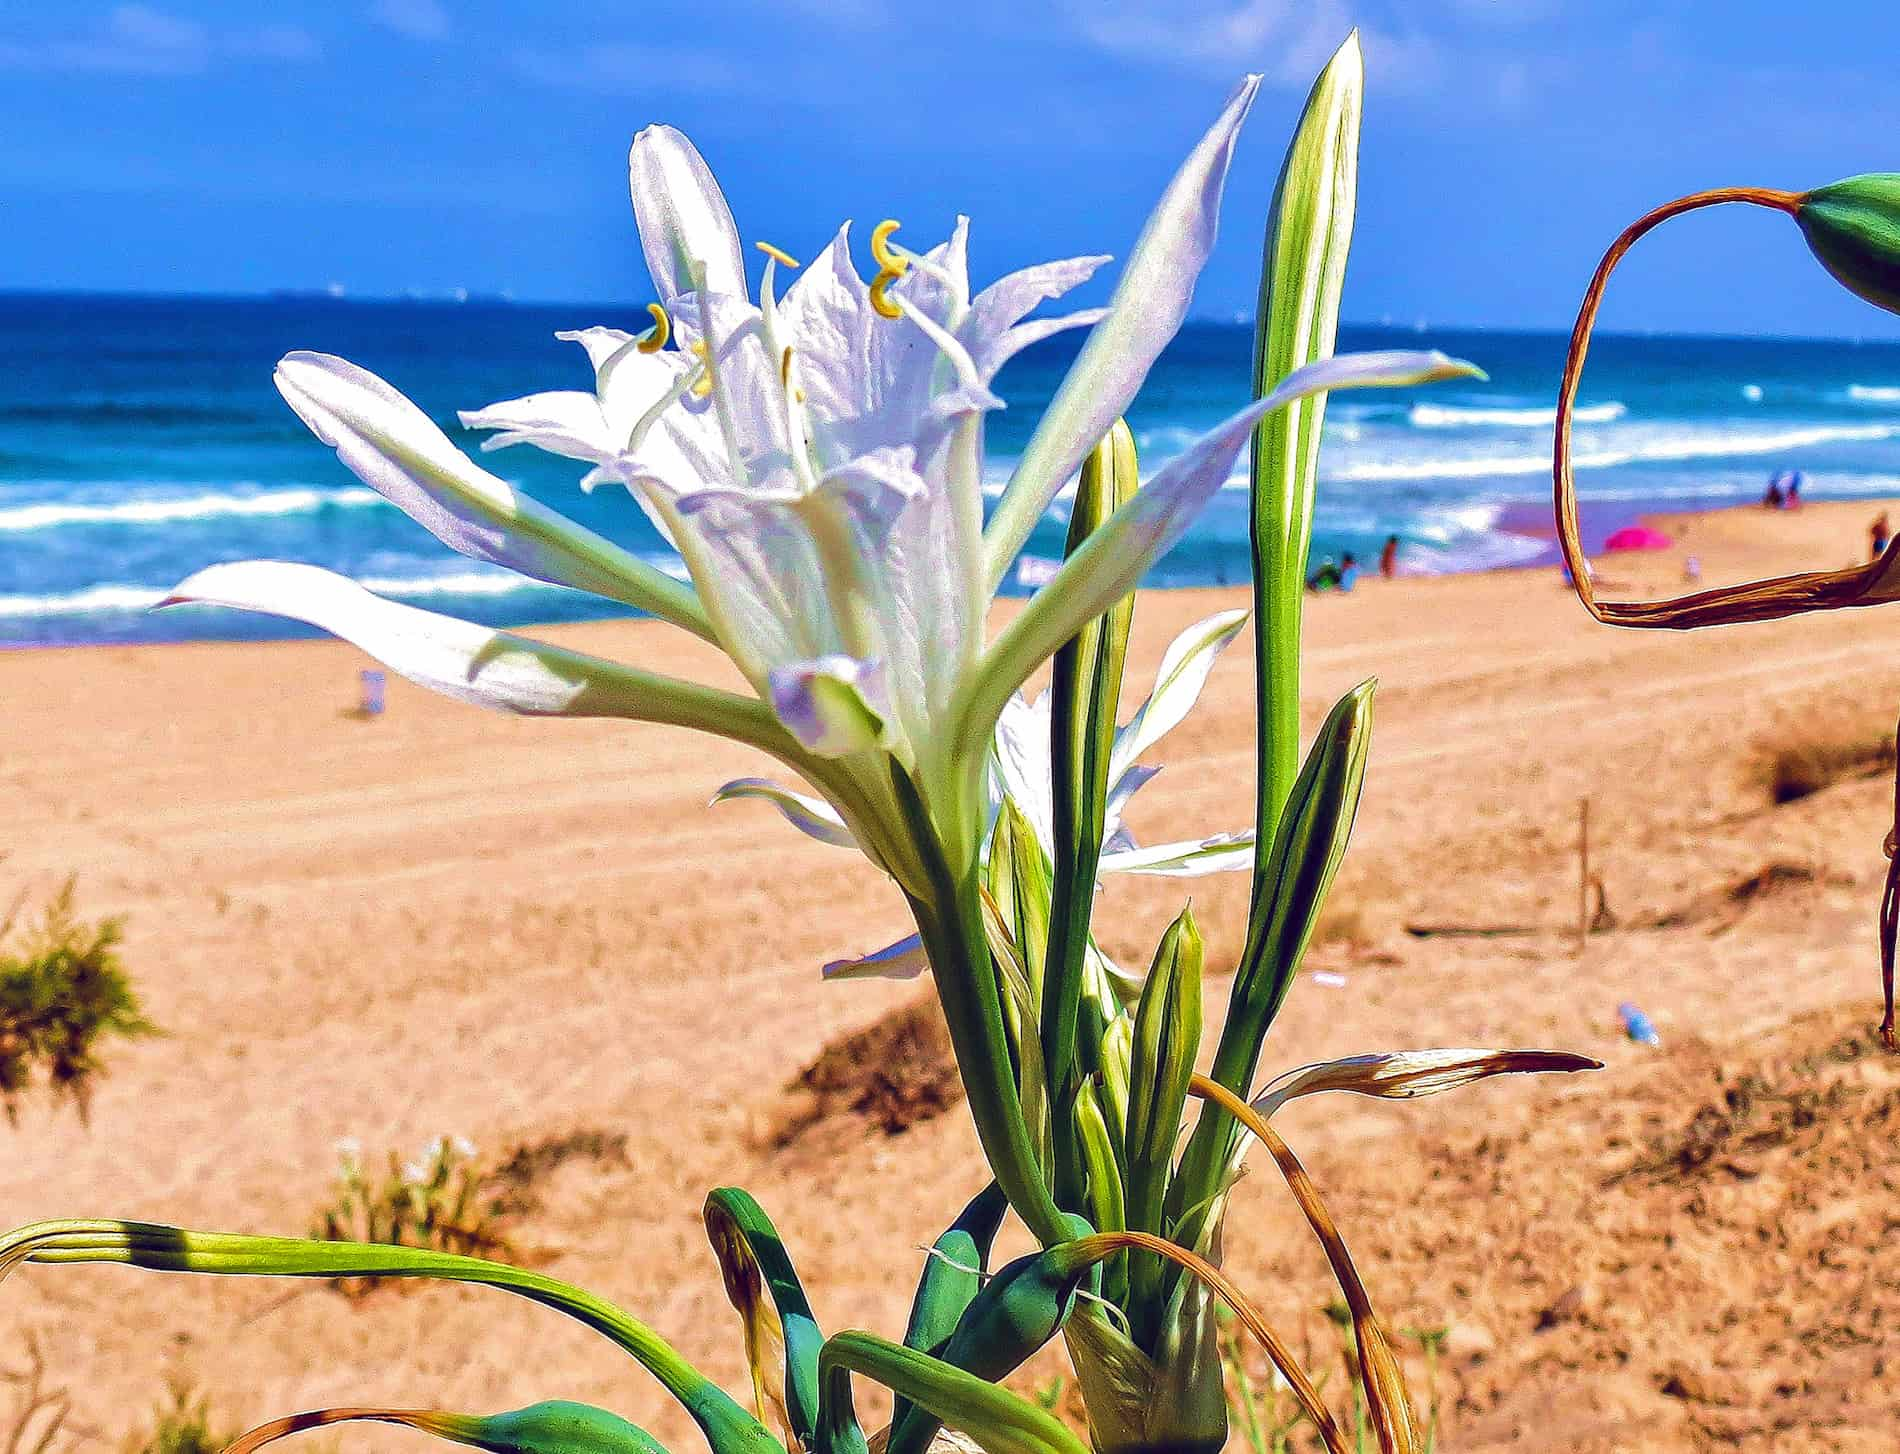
[{"x1": 1796, "y1": 174, "x2": 1900, "y2": 315}]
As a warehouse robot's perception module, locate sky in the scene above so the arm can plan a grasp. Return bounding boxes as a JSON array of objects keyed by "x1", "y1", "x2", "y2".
[{"x1": 4, "y1": 1, "x2": 1900, "y2": 338}]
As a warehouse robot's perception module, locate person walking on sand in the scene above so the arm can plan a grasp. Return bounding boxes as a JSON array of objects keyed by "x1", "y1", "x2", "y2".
[
  {"x1": 1786, "y1": 470, "x2": 1803, "y2": 508},
  {"x1": 1379, "y1": 533, "x2": 1399, "y2": 579},
  {"x1": 1338, "y1": 552, "x2": 1360, "y2": 592},
  {"x1": 1872, "y1": 512, "x2": 1891, "y2": 560}
]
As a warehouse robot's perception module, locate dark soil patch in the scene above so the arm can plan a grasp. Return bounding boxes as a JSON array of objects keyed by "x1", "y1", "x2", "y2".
[{"x1": 771, "y1": 995, "x2": 963, "y2": 1147}]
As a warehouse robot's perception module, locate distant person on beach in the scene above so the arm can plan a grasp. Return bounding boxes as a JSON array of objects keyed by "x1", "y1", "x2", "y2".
[
  {"x1": 1307, "y1": 556, "x2": 1341, "y2": 591},
  {"x1": 1338, "y1": 552, "x2": 1360, "y2": 592},
  {"x1": 1763, "y1": 474, "x2": 1784, "y2": 509},
  {"x1": 1380, "y1": 534, "x2": 1399, "y2": 579},
  {"x1": 1786, "y1": 470, "x2": 1803, "y2": 508},
  {"x1": 1872, "y1": 512, "x2": 1891, "y2": 560}
]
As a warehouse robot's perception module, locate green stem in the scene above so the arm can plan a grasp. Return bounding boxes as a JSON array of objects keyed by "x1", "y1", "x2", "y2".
[{"x1": 892, "y1": 772, "x2": 1068, "y2": 1249}]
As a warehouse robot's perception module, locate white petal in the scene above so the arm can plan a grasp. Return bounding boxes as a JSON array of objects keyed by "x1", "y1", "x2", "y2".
[
  {"x1": 1250, "y1": 1047, "x2": 1602, "y2": 1120},
  {"x1": 973, "y1": 309, "x2": 1110, "y2": 381},
  {"x1": 958, "y1": 350, "x2": 1482, "y2": 748},
  {"x1": 159, "y1": 561, "x2": 767, "y2": 738},
  {"x1": 1102, "y1": 763, "x2": 1160, "y2": 837},
  {"x1": 628, "y1": 125, "x2": 748, "y2": 306},
  {"x1": 768, "y1": 654, "x2": 894, "y2": 757},
  {"x1": 458, "y1": 390, "x2": 618, "y2": 463},
  {"x1": 1110, "y1": 607, "x2": 1249, "y2": 784},
  {"x1": 966, "y1": 255, "x2": 1111, "y2": 340},
  {"x1": 820, "y1": 934, "x2": 929, "y2": 982},
  {"x1": 275, "y1": 352, "x2": 709, "y2": 637},
  {"x1": 982, "y1": 74, "x2": 1261, "y2": 591},
  {"x1": 989, "y1": 690, "x2": 1056, "y2": 858},
  {"x1": 1101, "y1": 830, "x2": 1253, "y2": 877},
  {"x1": 709, "y1": 776, "x2": 858, "y2": 849}
]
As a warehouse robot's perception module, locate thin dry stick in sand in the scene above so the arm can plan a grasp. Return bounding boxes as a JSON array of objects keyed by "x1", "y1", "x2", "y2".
[{"x1": 1552, "y1": 177, "x2": 1900, "y2": 1047}]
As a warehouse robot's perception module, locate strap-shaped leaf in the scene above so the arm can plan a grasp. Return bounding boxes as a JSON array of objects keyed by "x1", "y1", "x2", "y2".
[
  {"x1": 822, "y1": 1334, "x2": 1088, "y2": 1454},
  {"x1": 0, "y1": 1221, "x2": 778, "y2": 1454},
  {"x1": 224, "y1": 1402, "x2": 670, "y2": 1454},
  {"x1": 893, "y1": 1182, "x2": 1009, "y2": 1433},
  {"x1": 704, "y1": 1188, "x2": 864, "y2": 1454},
  {"x1": 885, "y1": 1221, "x2": 1097, "y2": 1454},
  {"x1": 1043, "y1": 421, "x2": 1139, "y2": 1199},
  {"x1": 1164, "y1": 680, "x2": 1374, "y2": 1277},
  {"x1": 1251, "y1": 33, "x2": 1362, "y2": 852},
  {"x1": 1121, "y1": 907, "x2": 1203, "y2": 1344}
]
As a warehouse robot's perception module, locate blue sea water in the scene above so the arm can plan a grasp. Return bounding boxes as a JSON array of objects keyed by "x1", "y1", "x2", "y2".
[{"x1": 7, "y1": 290, "x2": 1900, "y2": 646}]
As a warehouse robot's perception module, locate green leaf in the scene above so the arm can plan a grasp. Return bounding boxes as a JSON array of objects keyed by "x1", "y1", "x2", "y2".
[
  {"x1": 1070, "y1": 1076, "x2": 1127, "y2": 1307},
  {"x1": 893, "y1": 1182, "x2": 1009, "y2": 1433},
  {"x1": 1121, "y1": 908, "x2": 1204, "y2": 1343},
  {"x1": 1044, "y1": 419, "x2": 1139, "y2": 1202},
  {"x1": 821, "y1": 1333, "x2": 1090, "y2": 1454},
  {"x1": 1165, "y1": 679, "x2": 1375, "y2": 1261},
  {"x1": 885, "y1": 1222, "x2": 1097, "y2": 1454},
  {"x1": 703, "y1": 1187, "x2": 863, "y2": 1454},
  {"x1": 1250, "y1": 31, "x2": 1363, "y2": 854},
  {"x1": 226, "y1": 1402, "x2": 671, "y2": 1454},
  {"x1": 0, "y1": 1221, "x2": 778, "y2": 1454}
]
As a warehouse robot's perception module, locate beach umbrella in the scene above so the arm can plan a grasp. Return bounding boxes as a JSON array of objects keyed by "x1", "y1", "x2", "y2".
[{"x1": 1602, "y1": 524, "x2": 1672, "y2": 552}]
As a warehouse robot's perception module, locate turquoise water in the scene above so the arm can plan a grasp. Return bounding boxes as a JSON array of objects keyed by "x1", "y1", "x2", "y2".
[{"x1": 7, "y1": 291, "x2": 1900, "y2": 645}]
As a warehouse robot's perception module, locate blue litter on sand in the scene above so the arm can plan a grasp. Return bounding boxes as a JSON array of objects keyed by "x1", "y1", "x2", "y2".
[
  {"x1": 1618, "y1": 1001, "x2": 1660, "y2": 1046},
  {"x1": 359, "y1": 668, "x2": 386, "y2": 716}
]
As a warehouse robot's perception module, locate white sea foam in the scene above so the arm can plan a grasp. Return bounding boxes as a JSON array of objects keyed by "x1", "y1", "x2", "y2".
[
  {"x1": 1408, "y1": 400, "x2": 1626, "y2": 428},
  {"x1": 1329, "y1": 420, "x2": 1900, "y2": 483},
  {"x1": 0, "y1": 485, "x2": 383, "y2": 533}
]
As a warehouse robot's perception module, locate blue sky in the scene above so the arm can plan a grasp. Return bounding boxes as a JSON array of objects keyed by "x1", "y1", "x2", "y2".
[{"x1": 4, "y1": 1, "x2": 1899, "y2": 337}]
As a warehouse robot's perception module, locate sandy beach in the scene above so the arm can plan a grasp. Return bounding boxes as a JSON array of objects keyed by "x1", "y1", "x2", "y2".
[{"x1": 6, "y1": 496, "x2": 1900, "y2": 1453}]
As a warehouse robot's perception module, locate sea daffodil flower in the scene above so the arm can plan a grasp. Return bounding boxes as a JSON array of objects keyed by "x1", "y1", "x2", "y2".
[{"x1": 166, "y1": 81, "x2": 1472, "y2": 902}]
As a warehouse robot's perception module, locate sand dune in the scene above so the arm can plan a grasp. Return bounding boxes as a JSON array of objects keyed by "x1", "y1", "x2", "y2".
[{"x1": 4, "y1": 498, "x2": 1898, "y2": 1452}]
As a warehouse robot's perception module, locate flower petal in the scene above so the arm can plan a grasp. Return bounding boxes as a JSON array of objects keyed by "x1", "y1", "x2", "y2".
[
  {"x1": 1250, "y1": 1047, "x2": 1603, "y2": 1121},
  {"x1": 628, "y1": 125, "x2": 748, "y2": 306},
  {"x1": 1101, "y1": 831, "x2": 1253, "y2": 878},
  {"x1": 158, "y1": 561, "x2": 777, "y2": 744},
  {"x1": 981, "y1": 74, "x2": 1261, "y2": 591},
  {"x1": 709, "y1": 776, "x2": 858, "y2": 849},
  {"x1": 957, "y1": 350, "x2": 1482, "y2": 750},
  {"x1": 768, "y1": 654, "x2": 895, "y2": 757},
  {"x1": 821, "y1": 934, "x2": 929, "y2": 982},
  {"x1": 1110, "y1": 607, "x2": 1250, "y2": 784},
  {"x1": 274, "y1": 352, "x2": 711, "y2": 640}
]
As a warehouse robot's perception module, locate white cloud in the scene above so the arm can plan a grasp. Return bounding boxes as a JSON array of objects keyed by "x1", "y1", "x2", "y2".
[
  {"x1": 0, "y1": 5, "x2": 318, "y2": 73},
  {"x1": 369, "y1": 0, "x2": 451, "y2": 42}
]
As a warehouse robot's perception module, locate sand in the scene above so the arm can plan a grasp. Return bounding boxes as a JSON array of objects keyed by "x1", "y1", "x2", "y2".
[{"x1": 4, "y1": 497, "x2": 1899, "y2": 1453}]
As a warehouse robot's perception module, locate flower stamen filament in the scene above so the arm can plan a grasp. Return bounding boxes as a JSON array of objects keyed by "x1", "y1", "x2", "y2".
[{"x1": 637, "y1": 302, "x2": 671, "y2": 353}]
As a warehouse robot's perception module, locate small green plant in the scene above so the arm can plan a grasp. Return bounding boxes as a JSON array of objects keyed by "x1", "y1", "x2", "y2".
[
  {"x1": 1217, "y1": 1303, "x2": 1325, "y2": 1454},
  {"x1": 0, "y1": 879, "x2": 153, "y2": 1123},
  {"x1": 124, "y1": 1379, "x2": 232, "y2": 1454},
  {"x1": 312, "y1": 1135, "x2": 512, "y2": 1297}
]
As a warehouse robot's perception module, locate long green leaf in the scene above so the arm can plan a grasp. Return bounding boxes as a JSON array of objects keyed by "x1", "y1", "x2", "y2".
[
  {"x1": 0, "y1": 1221, "x2": 777, "y2": 1454},
  {"x1": 1250, "y1": 31, "x2": 1363, "y2": 852},
  {"x1": 1165, "y1": 679, "x2": 1375, "y2": 1257},
  {"x1": 704, "y1": 1187, "x2": 863, "y2": 1454},
  {"x1": 822, "y1": 1334, "x2": 1089, "y2": 1454},
  {"x1": 224, "y1": 1402, "x2": 670, "y2": 1454},
  {"x1": 1121, "y1": 907, "x2": 1204, "y2": 1344},
  {"x1": 1044, "y1": 420, "x2": 1139, "y2": 1205},
  {"x1": 893, "y1": 1182, "x2": 1009, "y2": 1433}
]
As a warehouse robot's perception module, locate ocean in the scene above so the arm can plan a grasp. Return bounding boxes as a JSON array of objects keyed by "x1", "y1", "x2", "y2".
[{"x1": 6, "y1": 291, "x2": 1900, "y2": 646}]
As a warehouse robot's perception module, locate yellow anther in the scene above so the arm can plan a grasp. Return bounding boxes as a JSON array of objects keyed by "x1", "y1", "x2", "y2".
[
  {"x1": 637, "y1": 302, "x2": 671, "y2": 353},
  {"x1": 756, "y1": 240, "x2": 801, "y2": 269},
  {"x1": 689, "y1": 339, "x2": 713, "y2": 399},
  {"x1": 868, "y1": 270, "x2": 904, "y2": 320},
  {"x1": 780, "y1": 345, "x2": 795, "y2": 388},
  {"x1": 870, "y1": 219, "x2": 908, "y2": 275}
]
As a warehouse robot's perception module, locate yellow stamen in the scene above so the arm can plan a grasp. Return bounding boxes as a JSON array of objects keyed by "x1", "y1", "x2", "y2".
[
  {"x1": 637, "y1": 302, "x2": 670, "y2": 353},
  {"x1": 780, "y1": 346, "x2": 795, "y2": 388},
  {"x1": 870, "y1": 219, "x2": 907, "y2": 274},
  {"x1": 689, "y1": 339, "x2": 713, "y2": 398},
  {"x1": 756, "y1": 240, "x2": 801, "y2": 269},
  {"x1": 868, "y1": 271, "x2": 903, "y2": 320}
]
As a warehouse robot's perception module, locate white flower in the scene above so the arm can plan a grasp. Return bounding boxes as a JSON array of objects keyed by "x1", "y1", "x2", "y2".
[{"x1": 161, "y1": 81, "x2": 1475, "y2": 908}]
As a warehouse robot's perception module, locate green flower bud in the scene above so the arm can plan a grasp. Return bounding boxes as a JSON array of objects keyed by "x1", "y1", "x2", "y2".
[{"x1": 1797, "y1": 174, "x2": 1900, "y2": 315}]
